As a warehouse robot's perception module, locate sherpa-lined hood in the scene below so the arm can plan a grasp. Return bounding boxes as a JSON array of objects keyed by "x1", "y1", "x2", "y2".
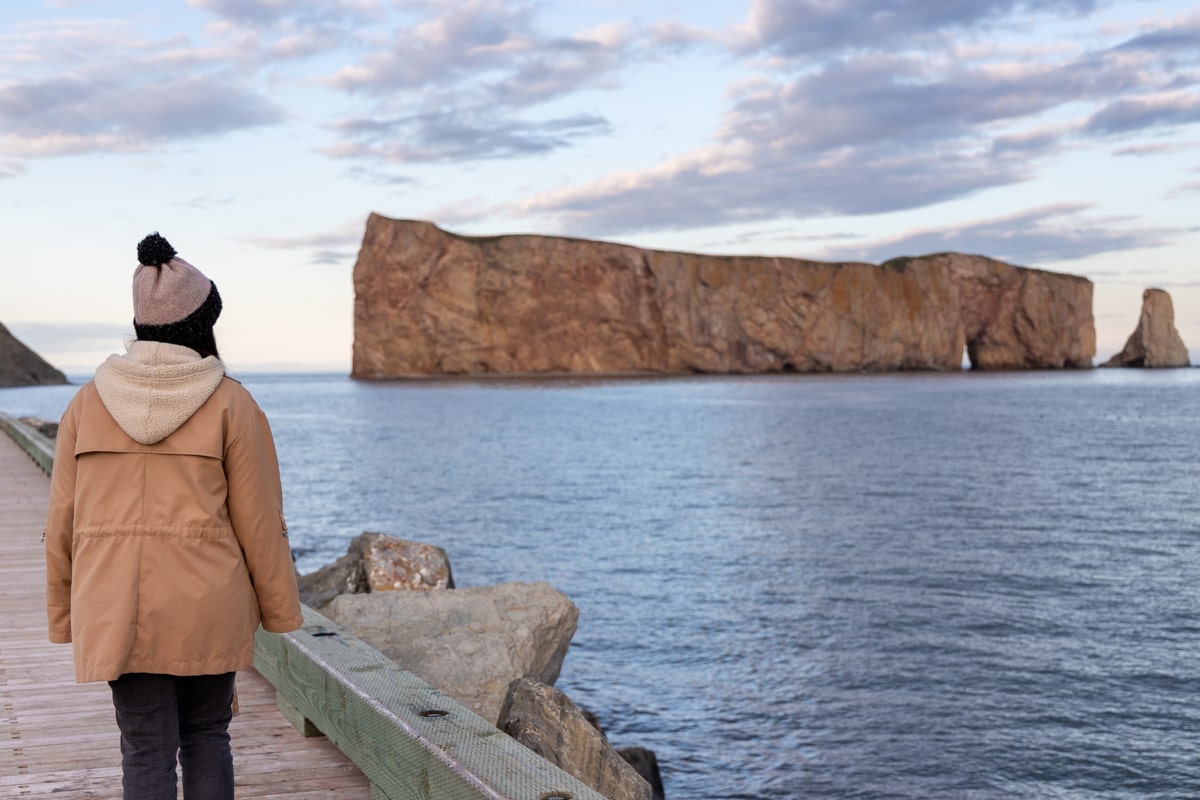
[{"x1": 93, "y1": 340, "x2": 225, "y2": 445}]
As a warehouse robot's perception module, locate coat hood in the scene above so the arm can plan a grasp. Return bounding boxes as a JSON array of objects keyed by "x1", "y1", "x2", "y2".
[{"x1": 93, "y1": 340, "x2": 225, "y2": 444}]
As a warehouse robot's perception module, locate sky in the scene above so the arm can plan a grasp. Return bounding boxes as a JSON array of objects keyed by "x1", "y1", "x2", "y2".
[{"x1": 1, "y1": 0, "x2": 1197, "y2": 373}]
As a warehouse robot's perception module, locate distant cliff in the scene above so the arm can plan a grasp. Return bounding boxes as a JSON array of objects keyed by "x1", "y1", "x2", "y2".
[
  {"x1": 0, "y1": 322, "x2": 67, "y2": 387},
  {"x1": 352, "y1": 215, "x2": 1096, "y2": 377}
]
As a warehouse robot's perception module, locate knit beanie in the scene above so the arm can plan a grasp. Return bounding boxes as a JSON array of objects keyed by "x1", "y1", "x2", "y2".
[{"x1": 132, "y1": 233, "x2": 222, "y2": 348}]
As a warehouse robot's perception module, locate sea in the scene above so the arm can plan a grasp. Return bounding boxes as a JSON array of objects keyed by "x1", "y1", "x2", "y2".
[{"x1": 4, "y1": 368, "x2": 1200, "y2": 800}]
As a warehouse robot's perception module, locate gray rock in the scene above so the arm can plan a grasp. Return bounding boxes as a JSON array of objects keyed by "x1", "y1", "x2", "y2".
[
  {"x1": 296, "y1": 549, "x2": 368, "y2": 610},
  {"x1": 1102, "y1": 288, "x2": 1191, "y2": 368},
  {"x1": 499, "y1": 678, "x2": 652, "y2": 800},
  {"x1": 324, "y1": 581, "x2": 578, "y2": 723},
  {"x1": 617, "y1": 747, "x2": 665, "y2": 800},
  {"x1": 18, "y1": 416, "x2": 59, "y2": 439}
]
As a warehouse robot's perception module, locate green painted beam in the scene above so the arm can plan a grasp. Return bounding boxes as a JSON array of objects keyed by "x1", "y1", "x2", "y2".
[
  {"x1": 0, "y1": 413, "x2": 55, "y2": 476},
  {"x1": 255, "y1": 607, "x2": 608, "y2": 800}
]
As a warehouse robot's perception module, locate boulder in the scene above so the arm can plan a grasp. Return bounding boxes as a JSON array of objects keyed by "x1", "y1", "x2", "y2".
[
  {"x1": 296, "y1": 549, "x2": 368, "y2": 610},
  {"x1": 498, "y1": 678, "x2": 652, "y2": 800},
  {"x1": 0, "y1": 322, "x2": 67, "y2": 387},
  {"x1": 323, "y1": 581, "x2": 578, "y2": 723},
  {"x1": 616, "y1": 747, "x2": 665, "y2": 800},
  {"x1": 361, "y1": 532, "x2": 454, "y2": 592},
  {"x1": 297, "y1": 532, "x2": 453, "y2": 610},
  {"x1": 351, "y1": 215, "x2": 1096, "y2": 377},
  {"x1": 1101, "y1": 288, "x2": 1191, "y2": 368},
  {"x1": 18, "y1": 416, "x2": 59, "y2": 439}
]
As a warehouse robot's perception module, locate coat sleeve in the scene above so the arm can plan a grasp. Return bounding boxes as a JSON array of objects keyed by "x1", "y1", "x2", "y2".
[
  {"x1": 45, "y1": 399, "x2": 79, "y2": 644},
  {"x1": 224, "y1": 397, "x2": 303, "y2": 634}
]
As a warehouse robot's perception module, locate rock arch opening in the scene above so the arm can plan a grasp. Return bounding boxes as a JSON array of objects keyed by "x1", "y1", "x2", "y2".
[{"x1": 964, "y1": 341, "x2": 981, "y2": 371}]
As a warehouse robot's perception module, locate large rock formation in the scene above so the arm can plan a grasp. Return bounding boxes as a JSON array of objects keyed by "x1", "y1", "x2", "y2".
[
  {"x1": 352, "y1": 215, "x2": 1096, "y2": 377},
  {"x1": 0, "y1": 322, "x2": 67, "y2": 387},
  {"x1": 1101, "y1": 288, "x2": 1190, "y2": 368}
]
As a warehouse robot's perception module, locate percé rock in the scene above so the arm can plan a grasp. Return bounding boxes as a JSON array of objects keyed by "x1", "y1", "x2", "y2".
[
  {"x1": 1101, "y1": 288, "x2": 1190, "y2": 368},
  {"x1": 0, "y1": 322, "x2": 67, "y2": 387},
  {"x1": 351, "y1": 215, "x2": 1096, "y2": 377},
  {"x1": 297, "y1": 532, "x2": 454, "y2": 610},
  {"x1": 323, "y1": 581, "x2": 578, "y2": 724},
  {"x1": 499, "y1": 678, "x2": 653, "y2": 800}
]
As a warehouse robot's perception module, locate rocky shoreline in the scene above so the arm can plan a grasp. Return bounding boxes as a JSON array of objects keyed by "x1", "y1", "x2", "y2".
[{"x1": 297, "y1": 532, "x2": 664, "y2": 800}]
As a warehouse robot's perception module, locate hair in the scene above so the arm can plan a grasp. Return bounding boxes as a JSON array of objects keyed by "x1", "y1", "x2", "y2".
[
  {"x1": 181, "y1": 328, "x2": 221, "y2": 360},
  {"x1": 132, "y1": 330, "x2": 221, "y2": 360}
]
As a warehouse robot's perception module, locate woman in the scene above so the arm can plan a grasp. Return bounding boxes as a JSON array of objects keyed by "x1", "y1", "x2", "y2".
[{"x1": 44, "y1": 233, "x2": 303, "y2": 800}]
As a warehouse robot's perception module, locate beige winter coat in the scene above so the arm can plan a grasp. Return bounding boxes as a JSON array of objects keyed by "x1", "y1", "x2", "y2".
[{"x1": 45, "y1": 341, "x2": 303, "y2": 683}]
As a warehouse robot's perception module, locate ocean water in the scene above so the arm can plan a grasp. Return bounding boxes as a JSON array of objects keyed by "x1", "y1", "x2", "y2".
[{"x1": 5, "y1": 368, "x2": 1200, "y2": 799}]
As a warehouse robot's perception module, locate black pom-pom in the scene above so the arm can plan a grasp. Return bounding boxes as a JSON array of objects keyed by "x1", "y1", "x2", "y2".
[{"x1": 137, "y1": 232, "x2": 177, "y2": 267}]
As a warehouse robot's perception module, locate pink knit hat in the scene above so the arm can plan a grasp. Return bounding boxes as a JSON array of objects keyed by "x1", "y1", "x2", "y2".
[{"x1": 132, "y1": 233, "x2": 222, "y2": 347}]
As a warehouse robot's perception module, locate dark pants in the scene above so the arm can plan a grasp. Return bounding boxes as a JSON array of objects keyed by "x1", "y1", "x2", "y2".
[{"x1": 108, "y1": 672, "x2": 236, "y2": 800}]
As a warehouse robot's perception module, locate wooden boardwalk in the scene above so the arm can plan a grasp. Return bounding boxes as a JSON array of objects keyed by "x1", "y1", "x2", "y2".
[{"x1": 0, "y1": 432, "x2": 372, "y2": 799}]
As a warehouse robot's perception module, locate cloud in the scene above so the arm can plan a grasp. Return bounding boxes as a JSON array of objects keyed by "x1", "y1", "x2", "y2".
[
  {"x1": 325, "y1": 110, "x2": 609, "y2": 162},
  {"x1": 663, "y1": 0, "x2": 1101, "y2": 57},
  {"x1": 242, "y1": 222, "x2": 365, "y2": 265},
  {"x1": 1112, "y1": 140, "x2": 1200, "y2": 157},
  {"x1": 504, "y1": 9, "x2": 1200, "y2": 236},
  {"x1": 0, "y1": 20, "x2": 284, "y2": 167},
  {"x1": 1167, "y1": 179, "x2": 1200, "y2": 198},
  {"x1": 815, "y1": 204, "x2": 1183, "y2": 265},
  {"x1": 244, "y1": 224, "x2": 362, "y2": 249},
  {"x1": 700, "y1": 227, "x2": 866, "y2": 251},
  {"x1": 0, "y1": 73, "x2": 283, "y2": 158},
  {"x1": 3, "y1": 3, "x2": 631, "y2": 173},
  {"x1": 0, "y1": 159, "x2": 25, "y2": 179},
  {"x1": 327, "y1": 1, "x2": 542, "y2": 94},
  {"x1": 176, "y1": 194, "x2": 237, "y2": 209},
  {"x1": 189, "y1": 0, "x2": 303, "y2": 23},
  {"x1": 1085, "y1": 92, "x2": 1200, "y2": 135},
  {"x1": 188, "y1": 0, "x2": 381, "y2": 26},
  {"x1": 990, "y1": 126, "x2": 1068, "y2": 156},
  {"x1": 508, "y1": 47, "x2": 1101, "y2": 233},
  {"x1": 320, "y1": 1, "x2": 635, "y2": 166},
  {"x1": 189, "y1": 0, "x2": 385, "y2": 64},
  {"x1": 512, "y1": 140, "x2": 1029, "y2": 236},
  {"x1": 342, "y1": 166, "x2": 417, "y2": 186},
  {"x1": 1115, "y1": 13, "x2": 1200, "y2": 53},
  {"x1": 716, "y1": 54, "x2": 1112, "y2": 155}
]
